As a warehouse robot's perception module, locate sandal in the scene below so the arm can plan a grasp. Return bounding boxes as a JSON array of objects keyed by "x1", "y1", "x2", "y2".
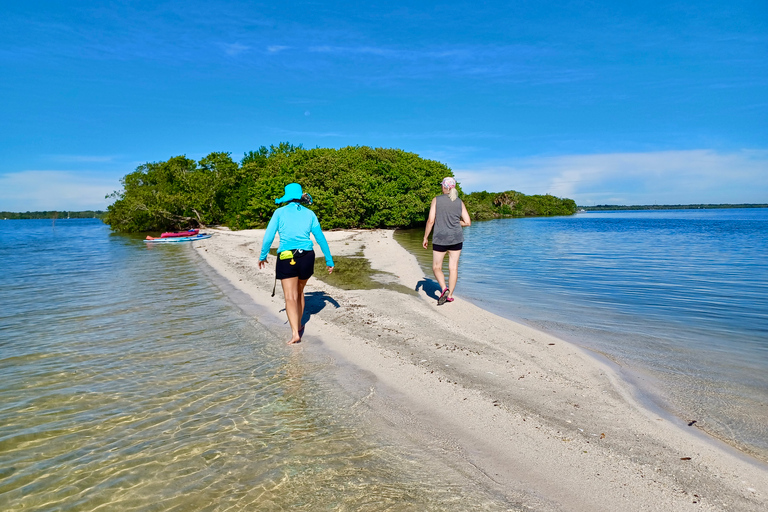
[{"x1": 437, "y1": 288, "x2": 450, "y2": 306}]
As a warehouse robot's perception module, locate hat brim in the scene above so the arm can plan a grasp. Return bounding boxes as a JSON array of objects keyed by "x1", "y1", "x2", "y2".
[
  {"x1": 276, "y1": 194, "x2": 301, "y2": 204},
  {"x1": 276, "y1": 184, "x2": 304, "y2": 204}
]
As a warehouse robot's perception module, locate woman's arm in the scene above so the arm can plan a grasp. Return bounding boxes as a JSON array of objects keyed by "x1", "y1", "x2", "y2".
[
  {"x1": 310, "y1": 214, "x2": 335, "y2": 273},
  {"x1": 460, "y1": 200, "x2": 471, "y2": 227},
  {"x1": 422, "y1": 198, "x2": 437, "y2": 249},
  {"x1": 258, "y1": 212, "x2": 279, "y2": 267}
]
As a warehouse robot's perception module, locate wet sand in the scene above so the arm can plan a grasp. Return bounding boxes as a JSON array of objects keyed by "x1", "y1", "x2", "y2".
[{"x1": 193, "y1": 227, "x2": 767, "y2": 512}]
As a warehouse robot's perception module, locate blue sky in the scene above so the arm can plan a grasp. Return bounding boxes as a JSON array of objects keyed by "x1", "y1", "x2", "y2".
[{"x1": 1, "y1": 0, "x2": 766, "y2": 210}]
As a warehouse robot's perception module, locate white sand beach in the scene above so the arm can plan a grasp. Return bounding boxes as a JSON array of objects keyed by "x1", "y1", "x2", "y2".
[{"x1": 193, "y1": 227, "x2": 767, "y2": 512}]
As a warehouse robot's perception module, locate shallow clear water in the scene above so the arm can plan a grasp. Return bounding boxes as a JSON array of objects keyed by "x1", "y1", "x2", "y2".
[
  {"x1": 396, "y1": 208, "x2": 768, "y2": 461},
  {"x1": 0, "y1": 219, "x2": 521, "y2": 511}
]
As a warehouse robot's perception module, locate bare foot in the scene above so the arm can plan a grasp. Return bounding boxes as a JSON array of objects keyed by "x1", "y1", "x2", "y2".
[{"x1": 287, "y1": 336, "x2": 301, "y2": 345}]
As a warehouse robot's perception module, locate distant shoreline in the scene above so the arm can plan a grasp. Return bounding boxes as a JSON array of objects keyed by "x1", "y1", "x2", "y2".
[
  {"x1": 4, "y1": 204, "x2": 766, "y2": 220},
  {"x1": 1, "y1": 211, "x2": 106, "y2": 220},
  {"x1": 579, "y1": 204, "x2": 767, "y2": 211}
]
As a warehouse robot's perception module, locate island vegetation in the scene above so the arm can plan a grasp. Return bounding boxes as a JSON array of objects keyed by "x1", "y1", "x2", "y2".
[
  {"x1": 463, "y1": 190, "x2": 576, "y2": 220},
  {"x1": 101, "y1": 144, "x2": 578, "y2": 233}
]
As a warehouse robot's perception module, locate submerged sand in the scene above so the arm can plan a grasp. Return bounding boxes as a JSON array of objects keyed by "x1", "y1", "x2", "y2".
[{"x1": 193, "y1": 227, "x2": 767, "y2": 512}]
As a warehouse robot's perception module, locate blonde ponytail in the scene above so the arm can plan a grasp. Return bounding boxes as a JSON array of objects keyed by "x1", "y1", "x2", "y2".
[{"x1": 449, "y1": 188, "x2": 458, "y2": 201}]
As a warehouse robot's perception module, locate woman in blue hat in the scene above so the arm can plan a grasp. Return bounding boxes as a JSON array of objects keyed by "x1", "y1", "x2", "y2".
[{"x1": 258, "y1": 183, "x2": 334, "y2": 344}]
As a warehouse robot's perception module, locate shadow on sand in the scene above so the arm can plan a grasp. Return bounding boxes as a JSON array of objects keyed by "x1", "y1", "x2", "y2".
[
  {"x1": 415, "y1": 279, "x2": 442, "y2": 301},
  {"x1": 301, "y1": 291, "x2": 340, "y2": 327}
]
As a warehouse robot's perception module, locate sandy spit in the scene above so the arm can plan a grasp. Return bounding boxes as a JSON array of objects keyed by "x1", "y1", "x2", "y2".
[{"x1": 193, "y1": 227, "x2": 767, "y2": 512}]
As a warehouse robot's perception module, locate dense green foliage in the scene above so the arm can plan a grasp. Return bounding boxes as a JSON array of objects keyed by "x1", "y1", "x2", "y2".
[
  {"x1": 1, "y1": 211, "x2": 106, "y2": 219},
  {"x1": 463, "y1": 190, "x2": 577, "y2": 219},
  {"x1": 103, "y1": 144, "x2": 577, "y2": 232},
  {"x1": 103, "y1": 152, "x2": 238, "y2": 232},
  {"x1": 105, "y1": 145, "x2": 453, "y2": 232},
  {"x1": 232, "y1": 145, "x2": 453, "y2": 230}
]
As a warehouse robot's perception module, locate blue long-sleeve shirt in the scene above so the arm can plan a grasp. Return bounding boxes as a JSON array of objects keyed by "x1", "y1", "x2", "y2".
[{"x1": 259, "y1": 203, "x2": 334, "y2": 267}]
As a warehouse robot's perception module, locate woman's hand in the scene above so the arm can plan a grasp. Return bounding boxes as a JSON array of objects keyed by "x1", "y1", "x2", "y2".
[
  {"x1": 422, "y1": 237, "x2": 429, "y2": 249},
  {"x1": 258, "y1": 258, "x2": 268, "y2": 269},
  {"x1": 327, "y1": 266, "x2": 334, "y2": 274}
]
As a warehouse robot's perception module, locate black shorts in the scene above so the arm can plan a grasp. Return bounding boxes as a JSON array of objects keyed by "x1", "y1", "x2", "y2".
[
  {"x1": 275, "y1": 250, "x2": 316, "y2": 280},
  {"x1": 432, "y1": 242, "x2": 463, "y2": 252}
]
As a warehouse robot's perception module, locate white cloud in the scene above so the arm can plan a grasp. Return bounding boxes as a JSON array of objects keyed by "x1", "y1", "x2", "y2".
[
  {"x1": 223, "y1": 43, "x2": 250, "y2": 56},
  {"x1": 308, "y1": 45, "x2": 395, "y2": 57},
  {"x1": 0, "y1": 171, "x2": 120, "y2": 211},
  {"x1": 46, "y1": 154, "x2": 117, "y2": 163},
  {"x1": 454, "y1": 150, "x2": 768, "y2": 205},
  {"x1": 267, "y1": 45, "x2": 290, "y2": 53}
]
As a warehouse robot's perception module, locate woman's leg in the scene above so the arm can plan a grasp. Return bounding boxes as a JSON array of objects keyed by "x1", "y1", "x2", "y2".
[
  {"x1": 281, "y1": 277, "x2": 304, "y2": 344},
  {"x1": 431, "y1": 250, "x2": 448, "y2": 292},
  {"x1": 446, "y1": 249, "x2": 462, "y2": 297},
  {"x1": 297, "y1": 278, "x2": 308, "y2": 333}
]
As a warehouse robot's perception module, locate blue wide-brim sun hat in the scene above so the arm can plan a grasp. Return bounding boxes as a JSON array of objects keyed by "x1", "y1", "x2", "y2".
[{"x1": 276, "y1": 183, "x2": 303, "y2": 204}]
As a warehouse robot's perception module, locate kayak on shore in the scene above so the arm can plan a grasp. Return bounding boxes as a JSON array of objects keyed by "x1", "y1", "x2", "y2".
[
  {"x1": 145, "y1": 233, "x2": 211, "y2": 243},
  {"x1": 161, "y1": 229, "x2": 199, "y2": 238}
]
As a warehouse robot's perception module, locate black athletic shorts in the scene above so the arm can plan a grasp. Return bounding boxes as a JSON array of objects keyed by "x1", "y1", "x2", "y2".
[
  {"x1": 432, "y1": 242, "x2": 463, "y2": 253},
  {"x1": 275, "y1": 249, "x2": 316, "y2": 280}
]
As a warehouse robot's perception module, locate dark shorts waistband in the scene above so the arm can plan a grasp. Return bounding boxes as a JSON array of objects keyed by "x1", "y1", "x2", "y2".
[{"x1": 432, "y1": 242, "x2": 463, "y2": 252}]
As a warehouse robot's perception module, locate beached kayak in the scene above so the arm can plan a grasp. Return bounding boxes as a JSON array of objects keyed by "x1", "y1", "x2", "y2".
[
  {"x1": 161, "y1": 229, "x2": 199, "y2": 238},
  {"x1": 145, "y1": 233, "x2": 211, "y2": 243}
]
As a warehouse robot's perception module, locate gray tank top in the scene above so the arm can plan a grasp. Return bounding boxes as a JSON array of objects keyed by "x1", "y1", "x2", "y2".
[{"x1": 432, "y1": 194, "x2": 464, "y2": 246}]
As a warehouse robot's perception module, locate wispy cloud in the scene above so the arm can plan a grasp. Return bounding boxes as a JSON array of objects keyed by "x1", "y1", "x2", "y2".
[
  {"x1": 455, "y1": 150, "x2": 768, "y2": 205},
  {"x1": 223, "y1": 43, "x2": 250, "y2": 56},
  {"x1": 297, "y1": 42, "x2": 579, "y2": 85},
  {"x1": 46, "y1": 154, "x2": 118, "y2": 163},
  {"x1": 384, "y1": 130, "x2": 503, "y2": 141},
  {"x1": 0, "y1": 171, "x2": 119, "y2": 211},
  {"x1": 273, "y1": 128, "x2": 346, "y2": 138},
  {"x1": 271, "y1": 128, "x2": 503, "y2": 145},
  {"x1": 309, "y1": 45, "x2": 399, "y2": 57}
]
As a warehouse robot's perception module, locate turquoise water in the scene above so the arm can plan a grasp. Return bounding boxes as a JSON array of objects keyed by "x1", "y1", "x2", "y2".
[
  {"x1": 3, "y1": 211, "x2": 766, "y2": 510},
  {"x1": 396, "y1": 208, "x2": 768, "y2": 461},
  {"x1": 0, "y1": 219, "x2": 521, "y2": 511}
]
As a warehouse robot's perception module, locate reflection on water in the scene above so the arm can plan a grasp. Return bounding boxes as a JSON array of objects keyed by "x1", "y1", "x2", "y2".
[
  {"x1": 397, "y1": 209, "x2": 768, "y2": 461},
  {"x1": 0, "y1": 220, "x2": 520, "y2": 511}
]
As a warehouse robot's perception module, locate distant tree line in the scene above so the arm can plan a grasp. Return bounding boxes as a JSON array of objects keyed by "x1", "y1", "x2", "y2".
[
  {"x1": 580, "y1": 204, "x2": 768, "y2": 211},
  {"x1": 1, "y1": 211, "x2": 106, "y2": 220},
  {"x1": 463, "y1": 190, "x2": 577, "y2": 220},
  {"x1": 103, "y1": 144, "x2": 577, "y2": 233}
]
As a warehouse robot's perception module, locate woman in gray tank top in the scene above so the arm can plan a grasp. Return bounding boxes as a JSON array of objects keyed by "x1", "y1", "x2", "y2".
[{"x1": 422, "y1": 177, "x2": 472, "y2": 305}]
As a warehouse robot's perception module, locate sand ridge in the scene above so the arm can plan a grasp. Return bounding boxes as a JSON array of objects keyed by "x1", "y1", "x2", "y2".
[{"x1": 193, "y1": 227, "x2": 767, "y2": 512}]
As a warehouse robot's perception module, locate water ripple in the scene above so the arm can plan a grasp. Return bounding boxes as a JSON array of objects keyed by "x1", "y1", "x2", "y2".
[{"x1": 1, "y1": 220, "x2": 520, "y2": 511}]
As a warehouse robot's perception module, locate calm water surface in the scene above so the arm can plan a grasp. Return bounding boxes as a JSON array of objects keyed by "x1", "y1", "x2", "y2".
[
  {"x1": 0, "y1": 219, "x2": 519, "y2": 511},
  {"x1": 396, "y1": 208, "x2": 768, "y2": 461}
]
